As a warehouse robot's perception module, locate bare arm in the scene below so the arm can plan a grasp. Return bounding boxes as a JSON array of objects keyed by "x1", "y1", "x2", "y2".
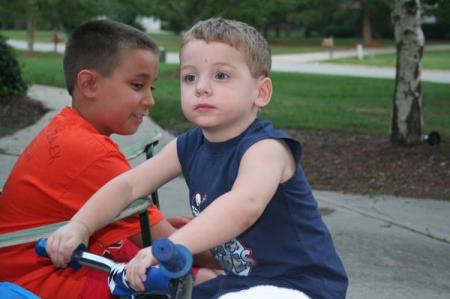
[
  {"x1": 169, "y1": 138, "x2": 295, "y2": 255},
  {"x1": 46, "y1": 139, "x2": 182, "y2": 266}
]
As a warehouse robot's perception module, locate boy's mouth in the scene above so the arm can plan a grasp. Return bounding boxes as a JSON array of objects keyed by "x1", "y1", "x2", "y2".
[
  {"x1": 132, "y1": 112, "x2": 146, "y2": 121},
  {"x1": 194, "y1": 104, "x2": 214, "y2": 111}
]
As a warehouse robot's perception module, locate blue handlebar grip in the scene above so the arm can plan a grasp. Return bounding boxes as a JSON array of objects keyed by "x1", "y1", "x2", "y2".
[
  {"x1": 34, "y1": 238, "x2": 86, "y2": 270},
  {"x1": 152, "y1": 238, "x2": 193, "y2": 279},
  {"x1": 35, "y1": 238, "x2": 48, "y2": 257}
]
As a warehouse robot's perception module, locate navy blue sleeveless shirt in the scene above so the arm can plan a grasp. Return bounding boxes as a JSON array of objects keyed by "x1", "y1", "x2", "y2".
[{"x1": 177, "y1": 119, "x2": 347, "y2": 299}]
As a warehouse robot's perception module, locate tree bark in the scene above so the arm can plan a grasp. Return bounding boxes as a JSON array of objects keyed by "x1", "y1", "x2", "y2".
[
  {"x1": 362, "y1": 6, "x2": 373, "y2": 46},
  {"x1": 26, "y1": 0, "x2": 36, "y2": 53},
  {"x1": 390, "y1": 0, "x2": 424, "y2": 145}
]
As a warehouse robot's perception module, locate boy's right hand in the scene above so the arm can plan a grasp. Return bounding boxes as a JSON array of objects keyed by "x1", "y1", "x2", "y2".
[
  {"x1": 46, "y1": 221, "x2": 90, "y2": 268},
  {"x1": 126, "y1": 246, "x2": 157, "y2": 291}
]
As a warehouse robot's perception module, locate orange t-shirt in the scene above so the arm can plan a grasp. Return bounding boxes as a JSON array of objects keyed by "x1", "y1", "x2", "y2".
[{"x1": 0, "y1": 107, "x2": 164, "y2": 299}]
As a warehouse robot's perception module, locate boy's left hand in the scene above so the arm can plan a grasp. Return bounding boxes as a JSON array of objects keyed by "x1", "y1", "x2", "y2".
[
  {"x1": 46, "y1": 221, "x2": 90, "y2": 268},
  {"x1": 126, "y1": 246, "x2": 157, "y2": 291}
]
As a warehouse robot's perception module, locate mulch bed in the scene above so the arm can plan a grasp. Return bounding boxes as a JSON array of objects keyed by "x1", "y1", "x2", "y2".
[
  {"x1": 0, "y1": 95, "x2": 49, "y2": 137},
  {"x1": 287, "y1": 129, "x2": 450, "y2": 200}
]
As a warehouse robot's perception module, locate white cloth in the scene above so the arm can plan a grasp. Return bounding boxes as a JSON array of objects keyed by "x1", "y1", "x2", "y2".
[{"x1": 218, "y1": 285, "x2": 311, "y2": 299}]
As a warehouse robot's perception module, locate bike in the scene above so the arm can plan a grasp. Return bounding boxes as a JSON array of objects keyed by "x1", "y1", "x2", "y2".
[{"x1": 35, "y1": 238, "x2": 193, "y2": 299}]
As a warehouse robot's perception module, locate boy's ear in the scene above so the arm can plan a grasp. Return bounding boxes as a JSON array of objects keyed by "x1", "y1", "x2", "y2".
[
  {"x1": 255, "y1": 77, "x2": 272, "y2": 108},
  {"x1": 76, "y1": 70, "x2": 99, "y2": 99}
]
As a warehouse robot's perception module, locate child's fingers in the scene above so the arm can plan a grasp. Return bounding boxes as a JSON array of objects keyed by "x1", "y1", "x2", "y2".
[
  {"x1": 136, "y1": 262, "x2": 148, "y2": 291},
  {"x1": 126, "y1": 247, "x2": 154, "y2": 291},
  {"x1": 46, "y1": 234, "x2": 72, "y2": 267},
  {"x1": 46, "y1": 223, "x2": 88, "y2": 268},
  {"x1": 126, "y1": 254, "x2": 145, "y2": 291},
  {"x1": 46, "y1": 235, "x2": 62, "y2": 266},
  {"x1": 131, "y1": 261, "x2": 146, "y2": 291}
]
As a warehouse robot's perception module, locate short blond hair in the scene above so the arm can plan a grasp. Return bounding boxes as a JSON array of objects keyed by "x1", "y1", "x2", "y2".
[{"x1": 181, "y1": 17, "x2": 271, "y2": 78}]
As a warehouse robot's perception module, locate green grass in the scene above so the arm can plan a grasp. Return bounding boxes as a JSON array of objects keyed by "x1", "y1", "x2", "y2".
[
  {"x1": 0, "y1": 30, "x2": 67, "y2": 43},
  {"x1": 326, "y1": 49, "x2": 450, "y2": 70},
  {"x1": 14, "y1": 50, "x2": 450, "y2": 140},
  {"x1": 0, "y1": 129, "x2": 10, "y2": 138},
  {"x1": 150, "y1": 33, "x2": 350, "y2": 54},
  {"x1": 0, "y1": 30, "x2": 408, "y2": 55},
  {"x1": 4, "y1": 29, "x2": 449, "y2": 58},
  {"x1": 152, "y1": 66, "x2": 450, "y2": 138},
  {"x1": 269, "y1": 37, "x2": 392, "y2": 54},
  {"x1": 16, "y1": 50, "x2": 65, "y2": 87},
  {"x1": 149, "y1": 32, "x2": 182, "y2": 52},
  {"x1": 266, "y1": 73, "x2": 450, "y2": 138}
]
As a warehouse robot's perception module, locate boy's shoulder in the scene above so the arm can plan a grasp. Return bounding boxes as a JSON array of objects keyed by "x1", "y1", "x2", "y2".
[
  {"x1": 242, "y1": 119, "x2": 302, "y2": 162},
  {"x1": 39, "y1": 107, "x2": 124, "y2": 159},
  {"x1": 242, "y1": 119, "x2": 289, "y2": 144}
]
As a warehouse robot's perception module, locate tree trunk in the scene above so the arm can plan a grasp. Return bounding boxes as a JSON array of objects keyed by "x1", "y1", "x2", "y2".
[
  {"x1": 275, "y1": 25, "x2": 280, "y2": 38},
  {"x1": 26, "y1": 1, "x2": 36, "y2": 53},
  {"x1": 362, "y1": 6, "x2": 373, "y2": 46},
  {"x1": 304, "y1": 26, "x2": 311, "y2": 38},
  {"x1": 390, "y1": 0, "x2": 424, "y2": 145}
]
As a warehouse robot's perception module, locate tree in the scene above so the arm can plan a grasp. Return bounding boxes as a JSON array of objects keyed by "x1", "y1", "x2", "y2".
[
  {"x1": 145, "y1": 0, "x2": 227, "y2": 33},
  {"x1": 288, "y1": 0, "x2": 338, "y2": 38},
  {"x1": 337, "y1": 0, "x2": 392, "y2": 43},
  {"x1": 142, "y1": 0, "x2": 276, "y2": 35},
  {"x1": 390, "y1": 0, "x2": 424, "y2": 145},
  {"x1": 38, "y1": 0, "x2": 109, "y2": 33},
  {"x1": 359, "y1": 0, "x2": 392, "y2": 45},
  {"x1": 25, "y1": 0, "x2": 39, "y2": 52},
  {"x1": 0, "y1": 35, "x2": 28, "y2": 97},
  {"x1": 0, "y1": 0, "x2": 103, "y2": 52},
  {"x1": 423, "y1": 0, "x2": 450, "y2": 26},
  {"x1": 0, "y1": 0, "x2": 37, "y2": 52}
]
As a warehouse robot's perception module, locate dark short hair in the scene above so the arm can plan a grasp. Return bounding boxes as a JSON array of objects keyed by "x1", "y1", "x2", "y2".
[
  {"x1": 182, "y1": 17, "x2": 271, "y2": 78},
  {"x1": 64, "y1": 19, "x2": 159, "y2": 95}
]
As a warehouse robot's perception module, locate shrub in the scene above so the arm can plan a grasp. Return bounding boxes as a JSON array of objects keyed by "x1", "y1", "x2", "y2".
[{"x1": 0, "y1": 34, "x2": 28, "y2": 97}]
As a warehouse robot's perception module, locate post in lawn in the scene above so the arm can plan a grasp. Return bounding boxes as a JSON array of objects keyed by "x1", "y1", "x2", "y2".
[{"x1": 322, "y1": 37, "x2": 334, "y2": 59}]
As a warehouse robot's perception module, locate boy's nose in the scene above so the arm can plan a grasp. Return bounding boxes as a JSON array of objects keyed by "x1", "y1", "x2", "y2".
[
  {"x1": 195, "y1": 79, "x2": 212, "y2": 97},
  {"x1": 142, "y1": 90, "x2": 155, "y2": 108}
]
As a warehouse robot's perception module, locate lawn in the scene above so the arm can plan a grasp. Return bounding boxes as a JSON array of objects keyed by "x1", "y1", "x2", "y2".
[
  {"x1": 16, "y1": 50, "x2": 65, "y2": 87},
  {"x1": 0, "y1": 30, "x2": 65, "y2": 43},
  {"x1": 326, "y1": 48, "x2": 450, "y2": 70},
  {"x1": 0, "y1": 29, "x2": 402, "y2": 54},
  {"x1": 4, "y1": 29, "x2": 450, "y2": 58},
  {"x1": 15, "y1": 50, "x2": 450, "y2": 139}
]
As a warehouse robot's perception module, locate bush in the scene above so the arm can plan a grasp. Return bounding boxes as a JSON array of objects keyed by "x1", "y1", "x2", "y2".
[{"x1": 0, "y1": 34, "x2": 28, "y2": 97}]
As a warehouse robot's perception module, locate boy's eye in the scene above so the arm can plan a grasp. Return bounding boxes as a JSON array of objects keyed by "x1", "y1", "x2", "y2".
[
  {"x1": 132, "y1": 82, "x2": 144, "y2": 89},
  {"x1": 215, "y1": 71, "x2": 230, "y2": 80},
  {"x1": 182, "y1": 74, "x2": 198, "y2": 83}
]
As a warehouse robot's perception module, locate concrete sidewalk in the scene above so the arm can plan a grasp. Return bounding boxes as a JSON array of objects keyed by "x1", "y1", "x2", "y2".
[{"x1": 1, "y1": 85, "x2": 449, "y2": 299}]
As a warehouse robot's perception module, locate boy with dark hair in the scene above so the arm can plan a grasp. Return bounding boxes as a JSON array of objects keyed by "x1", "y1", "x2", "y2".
[
  {"x1": 0, "y1": 19, "x2": 172, "y2": 299},
  {"x1": 47, "y1": 18, "x2": 348, "y2": 299}
]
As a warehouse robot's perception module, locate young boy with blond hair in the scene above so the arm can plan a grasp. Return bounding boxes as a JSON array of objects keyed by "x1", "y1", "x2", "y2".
[
  {"x1": 0, "y1": 19, "x2": 174, "y2": 299},
  {"x1": 47, "y1": 18, "x2": 348, "y2": 299}
]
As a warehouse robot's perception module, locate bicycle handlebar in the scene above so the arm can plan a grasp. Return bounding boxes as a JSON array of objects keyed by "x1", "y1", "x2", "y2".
[
  {"x1": 35, "y1": 238, "x2": 193, "y2": 297},
  {"x1": 152, "y1": 238, "x2": 193, "y2": 279}
]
